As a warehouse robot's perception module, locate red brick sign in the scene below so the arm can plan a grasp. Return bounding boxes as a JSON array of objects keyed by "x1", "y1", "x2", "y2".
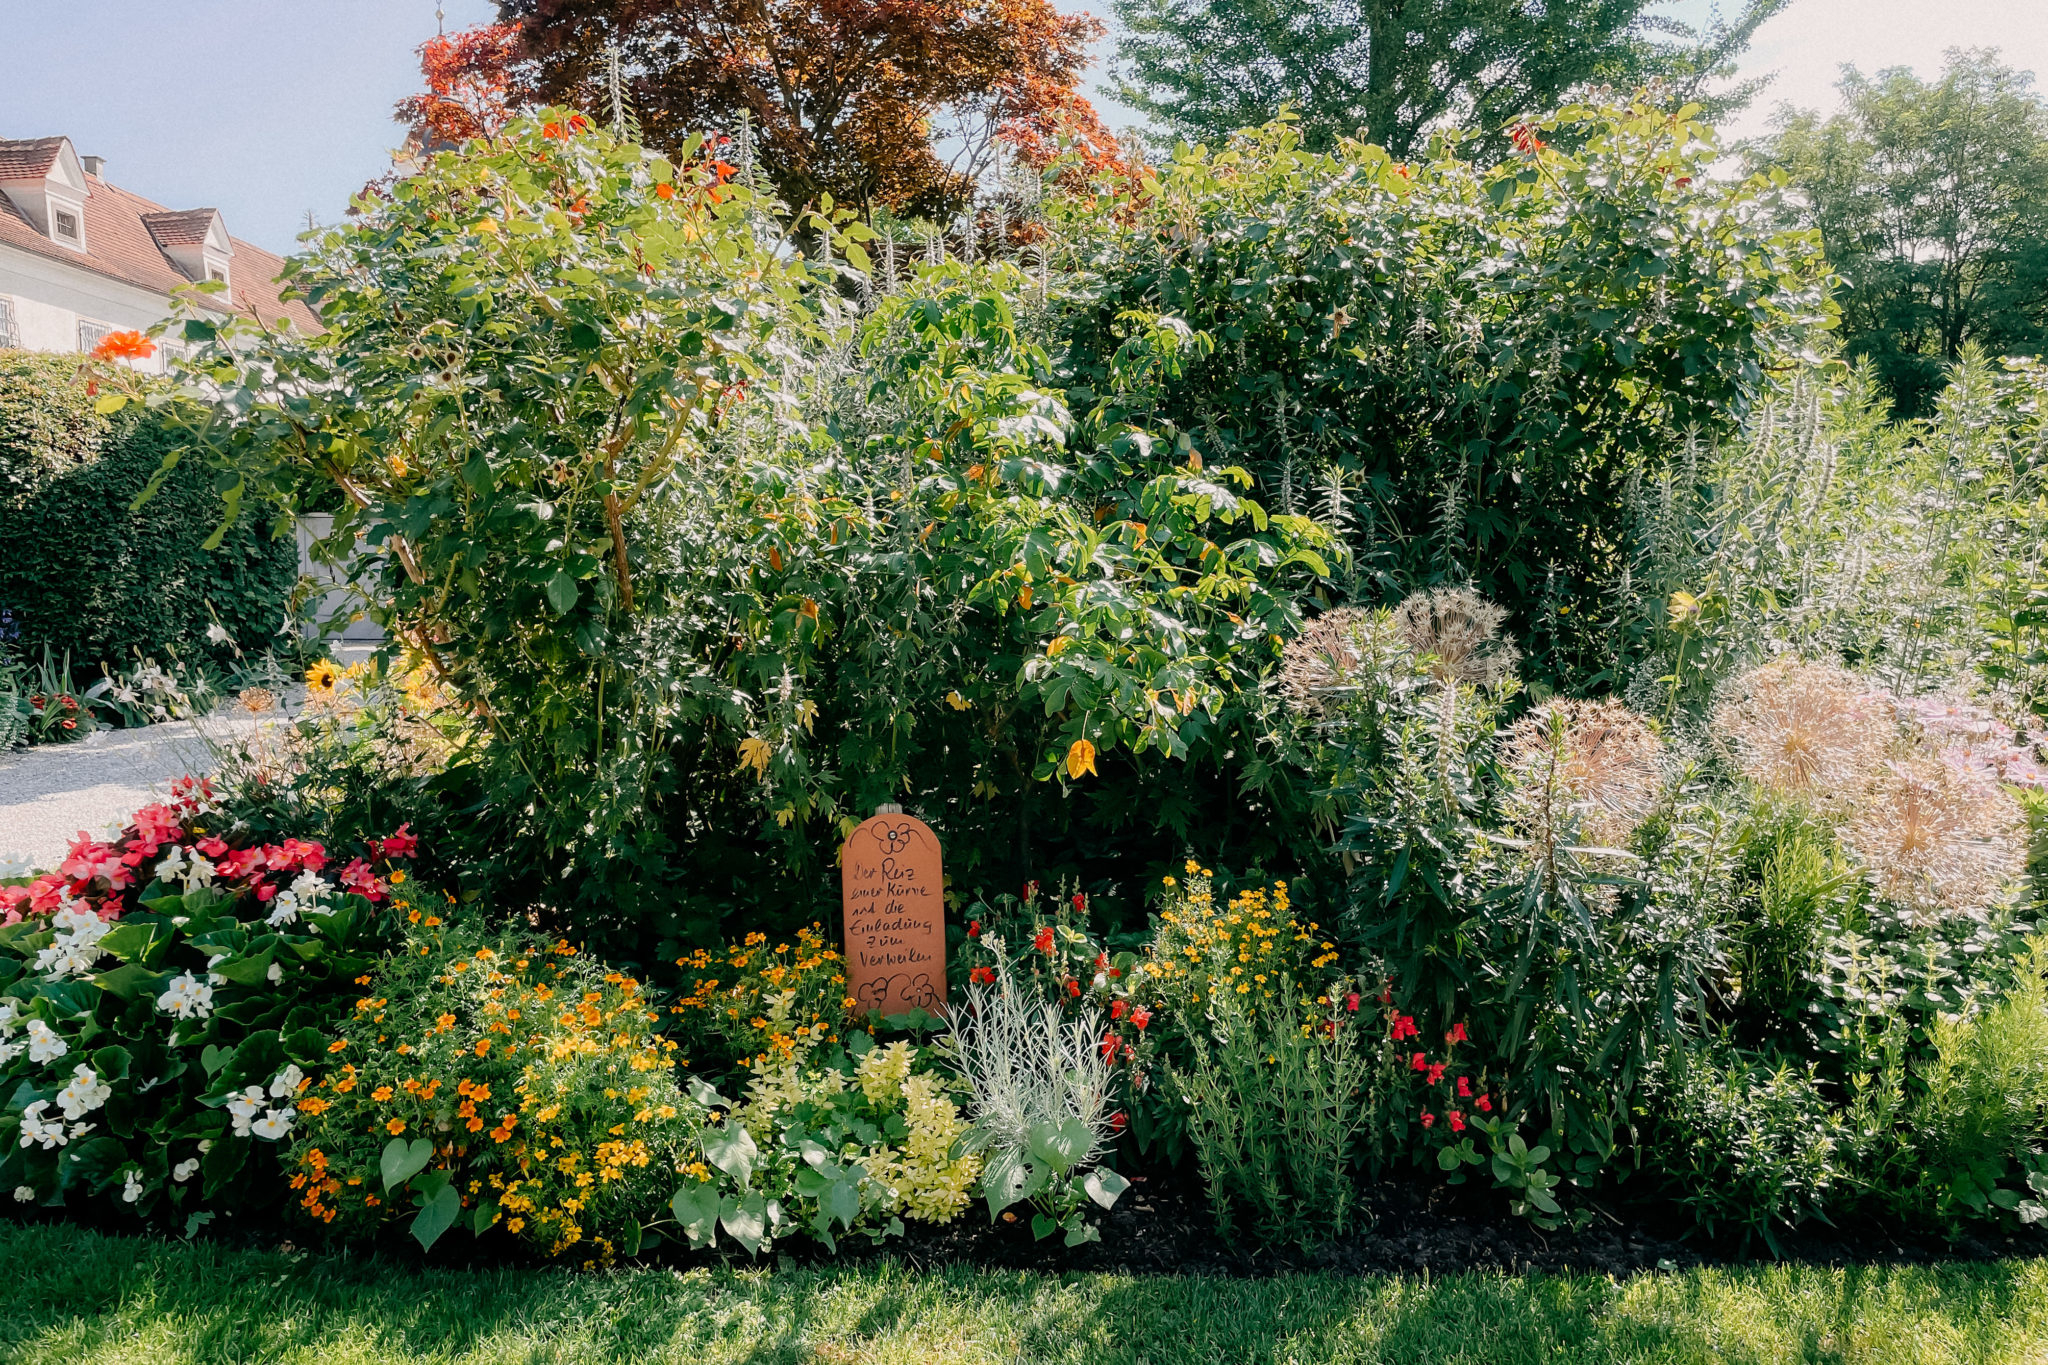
[{"x1": 840, "y1": 811, "x2": 946, "y2": 1017}]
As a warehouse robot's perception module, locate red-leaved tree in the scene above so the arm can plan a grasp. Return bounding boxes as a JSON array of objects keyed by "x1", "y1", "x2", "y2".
[{"x1": 395, "y1": 22, "x2": 525, "y2": 150}]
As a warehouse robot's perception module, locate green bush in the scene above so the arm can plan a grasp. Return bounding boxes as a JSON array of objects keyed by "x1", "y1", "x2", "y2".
[
  {"x1": 0, "y1": 350, "x2": 295, "y2": 672},
  {"x1": 1046, "y1": 101, "x2": 1829, "y2": 684}
]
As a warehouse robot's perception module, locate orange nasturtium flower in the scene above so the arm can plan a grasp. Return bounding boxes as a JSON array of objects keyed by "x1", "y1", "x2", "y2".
[
  {"x1": 90, "y1": 330, "x2": 155, "y2": 362},
  {"x1": 1065, "y1": 738, "x2": 1098, "y2": 780}
]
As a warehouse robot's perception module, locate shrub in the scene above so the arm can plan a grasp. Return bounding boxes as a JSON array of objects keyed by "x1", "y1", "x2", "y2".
[
  {"x1": 1652, "y1": 1047, "x2": 1849, "y2": 1254},
  {"x1": 286, "y1": 917, "x2": 697, "y2": 1262},
  {"x1": 0, "y1": 350, "x2": 294, "y2": 671},
  {"x1": 1045, "y1": 101, "x2": 1829, "y2": 683},
  {"x1": 0, "y1": 784, "x2": 405, "y2": 1227},
  {"x1": 665, "y1": 924, "x2": 851, "y2": 1082}
]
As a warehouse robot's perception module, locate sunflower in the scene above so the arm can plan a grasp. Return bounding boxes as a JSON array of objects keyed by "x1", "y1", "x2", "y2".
[{"x1": 305, "y1": 660, "x2": 340, "y2": 694}]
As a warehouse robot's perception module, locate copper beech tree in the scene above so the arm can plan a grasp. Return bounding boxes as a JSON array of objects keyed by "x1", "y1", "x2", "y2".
[{"x1": 498, "y1": 0, "x2": 1104, "y2": 217}]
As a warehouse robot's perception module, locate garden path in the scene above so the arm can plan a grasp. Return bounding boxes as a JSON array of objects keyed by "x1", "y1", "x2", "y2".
[{"x1": 0, "y1": 714, "x2": 276, "y2": 872}]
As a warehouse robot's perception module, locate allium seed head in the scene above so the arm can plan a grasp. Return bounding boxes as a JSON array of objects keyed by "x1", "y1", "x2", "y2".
[
  {"x1": 1714, "y1": 660, "x2": 1891, "y2": 801},
  {"x1": 1842, "y1": 754, "x2": 2024, "y2": 923},
  {"x1": 1503, "y1": 699, "x2": 1666, "y2": 852},
  {"x1": 1393, "y1": 587, "x2": 1519, "y2": 691}
]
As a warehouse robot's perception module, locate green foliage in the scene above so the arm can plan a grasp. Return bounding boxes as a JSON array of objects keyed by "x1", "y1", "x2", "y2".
[
  {"x1": 0, "y1": 833, "x2": 394, "y2": 1228},
  {"x1": 1652, "y1": 1046, "x2": 1849, "y2": 1254},
  {"x1": 0, "y1": 350, "x2": 294, "y2": 673},
  {"x1": 1047, "y1": 103, "x2": 1829, "y2": 684},
  {"x1": 1109, "y1": 0, "x2": 1786, "y2": 159},
  {"x1": 1747, "y1": 52, "x2": 2048, "y2": 417},
  {"x1": 1173, "y1": 977, "x2": 1372, "y2": 1248}
]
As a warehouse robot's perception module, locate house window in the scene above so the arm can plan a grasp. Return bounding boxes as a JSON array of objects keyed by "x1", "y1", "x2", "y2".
[
  {"x1": 206, "y1": 264, "x2": 228, "y2": 284},
  {"x1": 0, "y1": 297, "x2": 16, "y2": 349},
  {"x1": 51, "y1": 207, "x2": 83, "y2": 246},
  {"x1": 77, "y1": 320, "x2": 109, "y2": 354}
]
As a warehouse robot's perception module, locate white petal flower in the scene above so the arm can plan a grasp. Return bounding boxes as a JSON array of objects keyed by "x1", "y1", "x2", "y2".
[
  {"x1": 154, "y1": 848, "x2": 190, "y2": 885},
  {"x1": 226, "y1": 1086, "x2": 265, "y2": 1137},
  {"x1": 265, "y1": 891, "x2": 301, "y2": 928},
  {"x1": 206, "y1": 623, "x2": 231, "y2": 646},
  {"x1": 11, "y1": 1186, "x2": 33, "y2": 1202},
  {"x1": 25, "y1": 1019, "x2": 68, "y2": 1064},
  {"x1": 197, "y1": 1139, "x2": 213, "y2": 1153},
  {"x1": 0, "y1": 1002, "x2": 17, "y2": 1036},
  {"x1": 250, "y1": 1108, "x2": 296, "y2": 1141},
  {"x1": 266, "y1": 962, "x2": 283, "y2": 984},
  {"x1": 18, "y1": 1102, "x2": 66, "y2": 1149},
  {"x1": 289, "y1": 870, "x2": 328, "y2": 904},
  {"x1": 268, "y1": 1064, "x2": 305, "y2": 1099},
  {"x1": 34, "y1": 906, "x2": 112, "y2": 979},
  {"x1": 155, "y1": 973, "x2": 214, "y2": 1020},
  {"x1": 56, "y1": 1065, "x2": 111, "y2": 1120},
  {"x1": 121, "y1": 1170, "x2": 145, "y2": 1203},
  {"x1": 172, "y1": 1158, "x2": 199, "y2": 1183}
]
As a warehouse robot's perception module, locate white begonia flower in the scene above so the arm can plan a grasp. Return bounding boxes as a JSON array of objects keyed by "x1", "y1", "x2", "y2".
[
  {"x1": 154, "y1": 847, "x2": 216, "y2": 892},
  {"x1": 18, "y1": 1102, "x2": 66, "y2": 1150},
  {"x1": 289, "y1": 870, "x2": 327, "y2": 904},
  {"x1": 156, "y1": 973, "x2": 214, "y2": 1020},
  {"x1": 251, "y1": 1108, "x2": 296, "y2": 1141},
  {"x1": 0, "y1": 854, "x2": 35, "y2": 880},
  {"x1": 206, "y1": 622, "x2": 231, "y2": 646},
  {"x1": 197, "y1": 1139, "x2": 213, "y2": 1153},
  {"x1": 121, "y1": 1170, "x2": 145, "y2": 1203},
  {"x1": 26, "y1": 1018, "x2": 68, "y2": 1064},
  {"x1": 207, "y1": 952, "x2": 230, "y2": 987},
  {"x1": 57, "y1": 1065, "x2": 111, "y2": 1121},
  {"x1": 172, "y1": 1158, "x2": 199, "y2": 1183},
  {"x1": 11, "y1": 1186, "x2": 33, "y2": 1202},
  {"x1": 226, "y1": 1086, "x2": 266, "y2": 1137},
  {"x1": 265, "y1": 891, "x2": 301, "y2": 928},
  {"x1": 34, "y1": 905, "x2": 112, "y2": 979},
  {"x1": 0, "y1": 1002, "x2": 15, "y2": 1035},
  {"x1": 266, "y1": 962, "x2": 283, "y2": 984},
  {"x1": 269, "y1": 1064, "x2": 305, "y2": 1099}
]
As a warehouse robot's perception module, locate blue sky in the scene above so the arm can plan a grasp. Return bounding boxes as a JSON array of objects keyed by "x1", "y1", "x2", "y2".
[{"x1": 3, "y1": 0, "x2": 2044, "y2": 256}]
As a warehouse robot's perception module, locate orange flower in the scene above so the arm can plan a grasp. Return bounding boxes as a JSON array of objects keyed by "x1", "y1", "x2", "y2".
[
  {"x1": 1064, "y1": 738, "x2": 1097, "y2": 779},
  {"x1": 385, "y1": 1118, "x2": 407, "y2": 1135},
  {"x1": 90, "y1": 330, "x2": 155, "y2": 362},
  {"x1": 654, "y1": 183, "x2": 675, "y2": 200},
  {"x1": 475, "y1": 1038, "x2": 493, "y2": 1057},
  {"x1": 327, "y1": 1039, "x2": 348, "y2": 1053},
  {"x1": 371, "y1": 1085, "x2": 394, "y2": 1102}
]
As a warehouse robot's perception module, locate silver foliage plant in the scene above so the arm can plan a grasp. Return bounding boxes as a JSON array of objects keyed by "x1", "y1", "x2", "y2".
[{"x1": 944, "y1": 946, "x2": 1127, "y2": 1242}]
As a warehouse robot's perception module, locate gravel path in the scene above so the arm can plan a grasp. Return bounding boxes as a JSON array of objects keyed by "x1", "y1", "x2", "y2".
[{"x1": 0, "y1": 714, "x2": 278, "y2": 872}]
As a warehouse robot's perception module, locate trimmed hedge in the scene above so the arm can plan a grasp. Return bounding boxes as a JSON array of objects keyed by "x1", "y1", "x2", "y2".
[{"x1": 0, "y1": 349, "x2": 295, "y2": 670}]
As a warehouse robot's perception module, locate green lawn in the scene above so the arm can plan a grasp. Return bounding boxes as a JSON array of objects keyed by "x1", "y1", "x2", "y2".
[{"x1": 2, "y1": 1223, "x2": 2045, "y2": 1365}]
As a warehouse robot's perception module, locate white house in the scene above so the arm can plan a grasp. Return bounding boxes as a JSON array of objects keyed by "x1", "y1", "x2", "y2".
[{"x1": 0, "y1": 135, "x2": 317, "y2": 367}]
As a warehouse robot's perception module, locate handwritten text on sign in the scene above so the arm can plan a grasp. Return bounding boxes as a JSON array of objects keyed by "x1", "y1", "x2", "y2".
[{"x1": 840, "y1": 812, "x2": 945, "y2": 1017}]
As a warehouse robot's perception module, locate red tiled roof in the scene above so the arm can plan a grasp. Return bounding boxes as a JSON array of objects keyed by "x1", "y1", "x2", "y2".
[
  {"x1": 141, "y1": 208, "x2": 220, "y2": 248},
  {"x1": 0, "y1": 139, "x2": 320, "y2": 335},
  {"x1": 0, "y1": 137, "x2": 64, "y2": 181}
]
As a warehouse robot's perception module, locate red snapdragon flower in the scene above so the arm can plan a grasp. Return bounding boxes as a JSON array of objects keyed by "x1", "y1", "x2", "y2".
[
  {"x1": 1410, "y1": 1052, "x2": 1427, "y2": 1071},
  {"x1": 1456, "y1": 1076, "x2": 1471, "y2": 1098},
  {"x1": 1110, "y1": 1111, "x2": 1127, "y2": 1132},
  {"x1": 1099, "y1": 1034, "x2": 1119, "y2": 1059},
  {"x1": 1131, "y1": 1006, "x2": 1152, "y2": 1031},
  {"x1": 1034, "y1": 926, "x2": 1054, "y2": 953},
  {"x1": 1390, "y1": 1013, "x2": 1418, "y2": 1040},
  {"x1": 1445, "y1": 1021, "x2": 1468, "y2": 1044},
  {"x1": 1073, "y1": 893, "x2": 1086, "y2": 913},
  {"x1": 1065, "y1": 979, "x2": 1082, "y2": 998},
  {"x1": 969, "y1": 966, "x2": 996, "y2": 985},
  {"x1": 1475, "y1": 1094, "x2": 1493, "y2": 1113},
  {"x1": 967, "y1": 920, "x2": 981, "y2": 938},
  {"x1": 1346, "y1": 992, "x2": 1361, "y2": 1013},
  {"x1": 1447, "y1": 1110, "x2": 1466, "y2": 1132},
  {"x1": 1111, "y1": 999, "x2": 1128, "y2": 1021},
  {"x1": 1421, "y1": 1112, "x2": 1436, "y2": 1129},
  {"x1": 1425, "y1": 1062, "x2": 1446, "y2": 1085}
]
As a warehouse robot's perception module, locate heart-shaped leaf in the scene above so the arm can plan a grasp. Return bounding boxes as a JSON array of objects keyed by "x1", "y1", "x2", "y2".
[
  {"x1": 670, "y1": 1184, "x2": 720, "y2": 1247},
  {"x1": 410, "y1": 1182, "x2": 461, "y2": 1252},
  {"x1": 820, "y1": 1177, "x2": 862, "y2": 1230},
  {"x1": 721, "y1": 1192, "x2": 767, "y2": 1255},
  {"x1": 380, "y1": 1136, "x2": 434, "y2": 1192},
  {"x1": 1083, "y1": 1167, "x2": 1129, "y2": 1210},
  {"x1": 1026, "y1": 1118, "x2": 1091, "y2": 1174},
  {"x1": 702, "y1": 1118, "x2": 758, "y2": 1185}
]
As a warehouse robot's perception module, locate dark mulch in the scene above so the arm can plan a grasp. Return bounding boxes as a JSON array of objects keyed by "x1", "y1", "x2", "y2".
[{"x1": 863, "y1": 1167, "x2": 2048, "y2": 1278}]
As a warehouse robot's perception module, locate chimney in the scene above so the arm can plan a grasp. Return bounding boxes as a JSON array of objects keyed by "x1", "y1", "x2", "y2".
[{"x1": 81, "y1": 155, "x2": 105, "y2": 177}]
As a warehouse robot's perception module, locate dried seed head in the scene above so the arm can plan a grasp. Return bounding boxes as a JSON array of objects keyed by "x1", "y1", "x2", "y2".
[
  {"x1": 1842, "y1": 754, "x2": 2024, "y2": 923},
  {"x1": 1393, "y1": 587, "x2": 1519, "y2": 691},
  {"x1": 1503, "y1": 699, "x2": 1666, "y2": 851},
  {"x1": 1279, "y1": 607, "x2": 1391, "y2": 715},
  {"x1": 1714, "y1": 659, "x2": 1891, "y2": 800}
]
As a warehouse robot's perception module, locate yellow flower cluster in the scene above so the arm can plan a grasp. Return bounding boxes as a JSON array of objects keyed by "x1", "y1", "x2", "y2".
[
  {"x1": 287, "y1": 919, "x2": 701, "y2": 1263},
  {"x1": 1142, "y1": 862, "x2": 1339, "y2": 1014},
  {"x1": 668, "y1": 923, "x2": 848, "y2": 1073}
]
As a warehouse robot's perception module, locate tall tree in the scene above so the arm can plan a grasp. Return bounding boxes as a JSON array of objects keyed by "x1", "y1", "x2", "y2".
[
  {"x1": 1109, "y1": 0, "x2": 1786, "y2": 157},
  {"x1": 500, "y1": 0, "x2": 1103, "y2": 219},
  {"x1": 1749, "y1": 50, "x2": 2048, "y2": 416}
]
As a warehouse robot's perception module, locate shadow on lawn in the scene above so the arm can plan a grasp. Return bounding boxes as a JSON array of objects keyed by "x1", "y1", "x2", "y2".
[{"x1": 3, "y1": 1222, "x2": 2046, "y2": 1364}]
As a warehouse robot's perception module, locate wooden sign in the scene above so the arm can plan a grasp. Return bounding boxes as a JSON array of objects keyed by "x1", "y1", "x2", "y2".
[{"x1": 840, "y1": 809, "x2": 946, "y2": 1017}]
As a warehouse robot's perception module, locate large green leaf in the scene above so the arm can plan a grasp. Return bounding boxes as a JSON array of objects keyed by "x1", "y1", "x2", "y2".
[
  {"x1": 670, "y1": 1184, "x2": 720, "y2": 1247},
  {"x1": 701, "y1": 1118, "x2": 758, "y2": 1185},
  {"x1": 410, "y1": 1182, "x2": 462, "y2": 1252},
  {"x1": 381, "y1": 1136, "x2": 435, "y2": 1192}
]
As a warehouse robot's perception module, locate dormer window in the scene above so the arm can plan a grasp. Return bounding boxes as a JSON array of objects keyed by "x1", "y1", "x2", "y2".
[
  {"x1": 206, "y1": 263, "x2": 228, "y2": 284},
  {"x1": 52, "y1": 207, "x2": 82, "y2": 246}
]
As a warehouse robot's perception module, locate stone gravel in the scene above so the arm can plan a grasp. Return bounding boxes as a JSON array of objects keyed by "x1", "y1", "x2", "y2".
[{"x1": 0, "y1": 714, "x2": 279, "y2": 872}]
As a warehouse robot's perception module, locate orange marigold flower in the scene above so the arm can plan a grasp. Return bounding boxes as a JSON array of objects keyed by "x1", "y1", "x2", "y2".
[
  {"x1": 385, "y1": 1118, "x2": 407, "y2": 1135},
  {"x1": 371, "y1": 1085, "x2": 394, "y2": 1102},
  {"x1": 327, "y1": 1039, "x2": 348, "y2": 1053}
]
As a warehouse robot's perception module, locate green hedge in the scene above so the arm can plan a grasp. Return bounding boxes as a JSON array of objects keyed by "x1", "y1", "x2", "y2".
[{"x1": 0, "y1": 349, "x2": 295, "y2": 671}]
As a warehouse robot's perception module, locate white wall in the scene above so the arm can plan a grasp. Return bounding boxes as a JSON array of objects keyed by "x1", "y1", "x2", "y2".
[{"x1": 0, "y1": 242, "x2": 176, "y2": 373}]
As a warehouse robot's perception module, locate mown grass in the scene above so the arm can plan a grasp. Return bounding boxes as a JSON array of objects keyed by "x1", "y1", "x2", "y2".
[{"x1": 2, "y1": 1222, "x2": 2045, "y2": 1365}]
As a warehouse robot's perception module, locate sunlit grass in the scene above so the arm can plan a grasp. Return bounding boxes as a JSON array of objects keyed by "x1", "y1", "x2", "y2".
[{"x1": 2, "y1": 1223, "x2": 2043, "y2": 1364}]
